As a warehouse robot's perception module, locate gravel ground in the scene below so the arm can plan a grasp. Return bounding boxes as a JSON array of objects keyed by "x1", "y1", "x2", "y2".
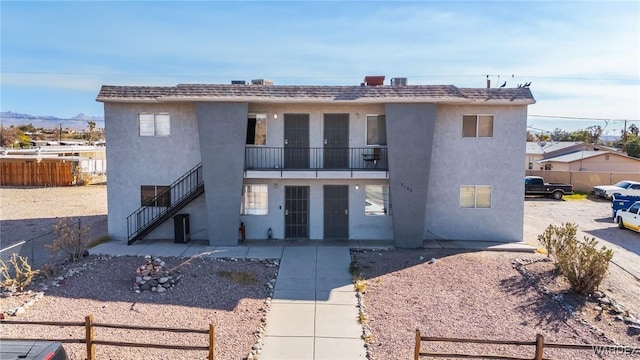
[
  {"x1": 0, "y1": 255, "x2": 278, "y2": 359},
  {"x1": 352, "y1": 249, "x2": 640, "y2": 360}
]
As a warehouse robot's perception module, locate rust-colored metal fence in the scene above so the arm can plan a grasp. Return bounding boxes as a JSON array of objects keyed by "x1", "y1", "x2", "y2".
[
  {"x1": 0, "y1": 161, "x2": 73, "y2": 186},
  {"x1": 1, "y1": 315, "x2": 216, "y2": 360}
]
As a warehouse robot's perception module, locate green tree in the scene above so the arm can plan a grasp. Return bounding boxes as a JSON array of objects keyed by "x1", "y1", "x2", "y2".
[
  {"x1": 625, "y1": 138, "x2": 640, "y2": 158},
  {"x1": 87, "y1": 121, "x2": 96, "y2": 144}
]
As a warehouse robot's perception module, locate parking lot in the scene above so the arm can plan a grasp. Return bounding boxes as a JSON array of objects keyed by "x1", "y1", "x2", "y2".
[{"x1": 524, "y1": 196, "x2": 640, "y2": 280}]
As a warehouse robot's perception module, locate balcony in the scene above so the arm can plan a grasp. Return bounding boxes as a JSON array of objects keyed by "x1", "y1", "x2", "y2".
[{"x1": 244, "y1": 147, "x2": 388, "y2": 178}]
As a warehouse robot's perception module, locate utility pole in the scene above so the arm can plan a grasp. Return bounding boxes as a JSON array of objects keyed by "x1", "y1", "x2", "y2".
[
  {"x1": 59, "y1": 123, "x2": 62, "y2": 142},
  {"x1": 622, "y1": 119, "x2": 628, "y2": 144}
]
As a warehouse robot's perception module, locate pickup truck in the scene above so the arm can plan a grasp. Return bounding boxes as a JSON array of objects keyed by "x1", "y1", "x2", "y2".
[
  {"x1": 615, "y1": 201, "x2": 640, "y2": 232},
  {"x1": 524, "y1": 176, "x2": 574, "y2": 200}
]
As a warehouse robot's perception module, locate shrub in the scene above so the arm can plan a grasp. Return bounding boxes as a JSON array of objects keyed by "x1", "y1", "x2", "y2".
[
  {"x1": 0, "y1": 253, "x2": 40, "y2": 292},
  {"x1": 46, "y1": 217, "x2": 91, "y2": 262},
  {"x1": 537, "y1": 223, "x2": 613, "y2": 295}
]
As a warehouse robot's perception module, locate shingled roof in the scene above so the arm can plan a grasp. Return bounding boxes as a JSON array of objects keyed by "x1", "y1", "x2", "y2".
[{"x1": 96, "y1": 83, "x2": 535, "y2": 105}]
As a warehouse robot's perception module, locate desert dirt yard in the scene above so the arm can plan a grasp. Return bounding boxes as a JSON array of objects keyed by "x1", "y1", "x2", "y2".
[{"x1": 1, "y1": 185, "x2": 639, "y2": 359}]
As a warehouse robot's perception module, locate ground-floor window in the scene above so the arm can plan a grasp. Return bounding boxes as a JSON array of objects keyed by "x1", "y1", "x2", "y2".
[
  {"x1": 140, "y1": 185, "x2": 171, "y2": 207},
  {"x1": 241, "y1": 184, "x2": 268, "y2": 215},
  {"x1": 365, "y1": 185, "x2": 391, "y2": 216},
  {"x1": 460, "y1": 185, "x2": 491, "y2": 208}
]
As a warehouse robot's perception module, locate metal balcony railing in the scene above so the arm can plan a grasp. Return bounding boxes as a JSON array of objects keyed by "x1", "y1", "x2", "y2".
[
  {"x1": 244, "y1": 147, "x2": 388, "y2": 171},
  {"x1": 126, "y1": 163, "x2": 204, "y2": 244}
]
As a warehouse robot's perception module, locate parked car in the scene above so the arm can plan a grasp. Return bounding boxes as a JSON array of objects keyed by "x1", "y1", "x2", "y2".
[
  {"x1": 593, "y1": 180, "x2": 640, "y2": 199},
  {"x1": 615, "y1": 201, "x2": 640, "y2": 232},
  {"x1": 611, "y1": 194, "x2": 640, "y2": 220},
  {"x1": 0, "y1": 340, "x2": 69, "y2": 360},
  {"x1": 524, "y1": 176, "x2": 574, "y2": 200}
]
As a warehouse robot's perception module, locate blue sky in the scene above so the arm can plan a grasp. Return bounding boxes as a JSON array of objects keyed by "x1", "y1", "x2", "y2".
[{"x1": 1, "y1": 1, "x2": 639, "y2": 135}]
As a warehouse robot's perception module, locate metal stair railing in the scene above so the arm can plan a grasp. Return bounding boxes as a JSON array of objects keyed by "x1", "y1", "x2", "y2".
[{"x1": 126, "y1": 163, "x2": 204, "y2": 244}]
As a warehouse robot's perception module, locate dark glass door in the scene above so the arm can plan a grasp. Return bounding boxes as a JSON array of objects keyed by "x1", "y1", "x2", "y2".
[
  {"x1": 285, "y1": 186, "x2": 309, "y2": 238},
  {"x1": 323, "y1": 185, "x2": 348, "y2": 239}
]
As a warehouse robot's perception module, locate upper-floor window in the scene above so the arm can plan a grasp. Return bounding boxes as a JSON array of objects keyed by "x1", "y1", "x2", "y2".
[
  {"x1": 241, "y1": 184, "x2": 268, "y2": 215},
  {"x1": 139, "y1": 113, "x2": 170, "y2": 137},
  {"x1": 462, "y1": 115, "x2": 493, "y2": 138},
  {"x1": 366, "y1": 115, "x2": 387, "y2": 146},
  {"x1": 246, "y1": 114, "x2": 267, "y2": 145},
  {"x1": 460, "y1": 185, "x2": 491, "y2": 208},
  {"x1": 141, "y1": 185, "x2": 170, "y2": 207}
]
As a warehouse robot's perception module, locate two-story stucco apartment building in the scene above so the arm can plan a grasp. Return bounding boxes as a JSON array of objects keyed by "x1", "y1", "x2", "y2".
[{"x1": 96, "y1": 76, "x2": 535, "y2": 249}]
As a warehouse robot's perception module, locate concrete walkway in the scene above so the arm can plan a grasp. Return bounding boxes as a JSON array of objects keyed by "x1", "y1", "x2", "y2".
[{"x1": 259, "y1": 246, "x2": 365, "y2": 360}]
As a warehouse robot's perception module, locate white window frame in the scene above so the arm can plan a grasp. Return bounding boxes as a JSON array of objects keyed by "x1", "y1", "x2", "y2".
[
  {"x1": 139, "y1": 113, "x2": 170, "y2": 137},
  {"x1": 365, "y1": 185, "x2": 392, "y2": 216},
  {"x1": 462, "y1": 114, "x2": 493, "y2": 138},
  {"x1": 246, "y1": 113, "x2": 267, "y2": 146},
  {"x1": 460, "y1": 185, "x2": 492, "y2": 208},
  {"x1": 241, "y1": 184, "x2": 268, "y2": 215},
  {"x1": 366, "y1": 114, "x2": 387, "y2": 146}
]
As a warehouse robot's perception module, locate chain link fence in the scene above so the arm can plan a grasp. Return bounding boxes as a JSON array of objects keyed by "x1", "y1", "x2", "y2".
[{"x1": 0, "y1": 218, "x2": 97, "y2": 272}]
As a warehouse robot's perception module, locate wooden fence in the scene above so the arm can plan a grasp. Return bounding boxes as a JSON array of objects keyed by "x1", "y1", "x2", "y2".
[
  {"x1": 414, "y1": 329, "x2": 637, "y2": 359},
  {"x1": 0, "y1": 160, "x2": 73, "y2": 186},
  {"x1": 1, "y1": 315, "x2": 216, "y2": 360}
]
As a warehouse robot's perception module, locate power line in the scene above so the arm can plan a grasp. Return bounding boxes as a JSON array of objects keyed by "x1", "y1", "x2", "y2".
[{"x1": 529, "y1": 115, "x2": 640, "y2": 122}]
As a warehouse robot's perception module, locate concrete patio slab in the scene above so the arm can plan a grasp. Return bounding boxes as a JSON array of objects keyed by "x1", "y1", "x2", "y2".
[
  {"x1": 90, "y1": 241, "x2": 146, "y2": 256},
  {"x1": 246, "y1": 246, "x2": 284, "y2": 259},
  {"x1": 314, "y1": 337, "x2": 367, "y2": 359},
  {"x1": 314, "y1": 303, "x2": 362, "y2": 338},
  {"x1": 260, "y1": 336, "x2": 314, "y2": 360},
  {"x1": 202, "y1": 246, "x2": 249, "y2": 259},
  {"x1": 263, "y1": 303, "x2": 315, "y2": 337}
]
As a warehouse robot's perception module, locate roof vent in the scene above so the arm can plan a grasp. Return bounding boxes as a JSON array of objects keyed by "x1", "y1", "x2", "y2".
[
  {"x1": 391, "y1": 77, "x2": 407, "y2": 86},
  {"x1": 364, "y1": 75, "x2": 385, "y2": 86},
  {"x1": 231, "y1": 80, "x2": 247, "y2": 85},
  {"x1": 251, "y1": 79, "x2": 274, "y2": 86}
]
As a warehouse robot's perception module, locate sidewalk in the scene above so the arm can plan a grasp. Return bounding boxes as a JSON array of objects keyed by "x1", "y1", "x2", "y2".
[{"x1": 259, "y1": 246, "x2": 366, "y2": 360}]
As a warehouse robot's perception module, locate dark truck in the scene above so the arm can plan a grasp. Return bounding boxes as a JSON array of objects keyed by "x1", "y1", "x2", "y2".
[{"x1": 525, "y1": 176, "x2": 574, "y2": 200}]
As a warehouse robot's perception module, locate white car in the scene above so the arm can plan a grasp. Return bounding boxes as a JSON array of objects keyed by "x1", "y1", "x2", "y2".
[
  {"x1": 616, "y1": 201, "x2": 640, "y2": 232},
  {"x1": 593, "y1": 180, "x2": 640, "y2": 199}
]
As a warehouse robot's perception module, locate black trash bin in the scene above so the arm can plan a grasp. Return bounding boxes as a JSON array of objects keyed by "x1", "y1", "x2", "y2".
[{"x1": 174, "y1": 214, "x2": 191, "y2": 243}]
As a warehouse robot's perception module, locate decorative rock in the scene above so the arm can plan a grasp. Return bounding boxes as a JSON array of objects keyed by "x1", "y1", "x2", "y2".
[
  {"x1": 147, "y1": 280, "x2": 159, "y2": 287},
  {"x1": 158, "y1": 277, "x2": 169, "y2": 284},
  {"x1": 595, "y1": 306, "x2": 603, "y2": 312},
  {"x1": 156, "y1": 286, "x2": 166, "y2": 293},
  {"x1": 599, "y1": 298, "x2": 611, "y2": 306},
  {"x1": 14, "y1": 307, "x2": 25, "y2": 316},
  {"x1": 592, "y1": 291, "x2": 604, "y2": 299},
  {"x1": 623, "y1": 316, "x2": 637, "y2": 324},
  {"x1": 615, "y1": 315, "x2": 624, "y2": 322},
  {"x1": 428, "y1": 258, "x2": 437, "y2": 264},
  {"x1": 419, "y1": 256, "x2": 425, "y2": 261},
  {"x1": 628, "y1": 325, "x2": 640, "y2": 336},
  {"x1": 142, "y1": 275, "x2": 152, "y2": 281}
]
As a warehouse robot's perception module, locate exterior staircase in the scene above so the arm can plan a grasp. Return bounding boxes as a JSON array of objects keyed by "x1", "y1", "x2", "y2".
[{"x1": 127, "y1": 163, "x2": 204, "y2": 244}]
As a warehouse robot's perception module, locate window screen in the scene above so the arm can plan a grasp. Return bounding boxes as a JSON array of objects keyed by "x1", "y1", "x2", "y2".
[{"x1": 366, "y1": 115, "x2": 387, "y2": 146}]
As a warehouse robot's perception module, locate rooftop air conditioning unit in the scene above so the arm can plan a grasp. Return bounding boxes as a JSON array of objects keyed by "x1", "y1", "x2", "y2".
[
  {"x1": 391, "y1": 77, "x2": 408, "y2": 86},
  {"x1": 231, "y1": 80, "x2": 247, "y2": 85},
  {"x1": 251, "y1": 79, "x2": 274, "y2": 86}
]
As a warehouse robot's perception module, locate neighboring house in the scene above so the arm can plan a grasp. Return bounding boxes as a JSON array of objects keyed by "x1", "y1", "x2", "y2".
[
  {"x1": 0, "y1": 146, "x2": 106, "y2": 186},
  {"x1": 538, "y1": 150, "x2": 640, "y2": 172},
  {"x1": 525, "y1": 141, "x2": 596, "y2": 170},
  {"x1": 96, "y1": 77, "x2": 535, "y2": 248}
]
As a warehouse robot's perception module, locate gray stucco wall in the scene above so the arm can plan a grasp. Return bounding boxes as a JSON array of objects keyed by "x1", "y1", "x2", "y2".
[
  {"x1": 385, "y1": 104, "x2": 437, "y2": 248},
  {"x1": 425, "y1": 105, "x2": 527, "y2": 242},
  {"x1": 103, "y1": 102, "x2": 202, "y2": 241},
  {"x1": 196, "y1": 102, "x2": 248, "y2": 245}
]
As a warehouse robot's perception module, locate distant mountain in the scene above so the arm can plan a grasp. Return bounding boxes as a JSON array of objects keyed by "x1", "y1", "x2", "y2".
[{"x1": 0, "y1": 111, "x2": 104, "y2": 130}]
